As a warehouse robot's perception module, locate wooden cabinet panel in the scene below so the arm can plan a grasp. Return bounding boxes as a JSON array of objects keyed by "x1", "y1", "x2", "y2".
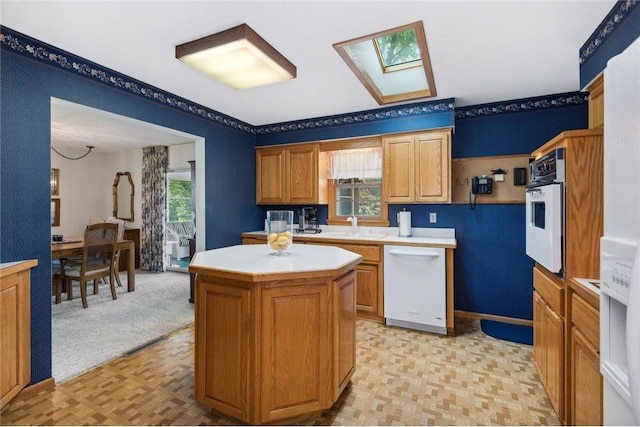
[
  {"x1": 332, "y1": 243, "x2": 380, "y2": 263},
  {"x1": 570, "y1": 327, "x2": 602, "y2": 425},
  {"x1": 0, "y1": 261, "x2": 35, "y2": 409},
  {"x1": 261, "y1": 283, "x2": 330, "y2": 422},
  {"x1": 415, "y1": 131, "x2": 450, "y2": 202},
  {"x1": 533, "y1": 289, "x2": 564, "y2": 419},
  {"x1": 533, "y1": 292, "x2": 546, "y2": 377},
  {"x1": 383, "y1": 135, "x2": 415, "y2": 202},
  {"x1": 533, "y1": 266, "x2": 564, "y2": 316},
  {"x1": 545, "y1": 304, "x2": 564, "y2": 416},
  {"x1": 571, "y1": 293, "x2": 599, "y2": 348},
  {"x1": 256, "y1": 144, "x2": 323, "y2": 205},
  {"x1": 256, "y1": 148, "x2": 286, "y2": 203},
  {"x1": 383, "y1": 129, "x2": 451, "y2": 204},
  {"x1": 587, "y1": 74, "x2": 604, "y2": 129},
  {"x1": 287, "y1": 145, "x2": 318, "y2": 204},
  {"x1": 333, "y1": 271, "x2": 356, "y2": 400},
  {"x1": 355, "y1": 264, "x2": 378, "y2": 315},
  {"x1": 195, "y1": 281, "x2": 251, "y2": 422}
]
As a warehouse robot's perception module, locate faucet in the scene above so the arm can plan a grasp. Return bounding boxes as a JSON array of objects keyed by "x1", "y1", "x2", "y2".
[{"x1": 347, "y1": 215, "x2": 358, "y2": 234}]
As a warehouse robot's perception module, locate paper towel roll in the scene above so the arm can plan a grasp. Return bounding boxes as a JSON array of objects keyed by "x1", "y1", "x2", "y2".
[{"x1": 398, "y1": 211, "x2": 411, "y2": 237}]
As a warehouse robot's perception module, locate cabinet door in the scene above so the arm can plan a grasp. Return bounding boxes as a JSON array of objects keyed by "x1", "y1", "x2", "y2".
[
  {"x1": 333, "y1": 271, "x2": 356, "y2": 400},
  {"x1": 0, "y1": 270, "x2": 31, "y2": 408},
  {"x1": 195, "y1": 281, "x2": 251, "y2": 422},
  {"x1": 415, "y1": 131, "x2": 450, "y2": 203},
  {"x1": 545, "y1": 302, "x2": 564, "y2": 418},
  {"x1": 256, "y1": 148, "x2": 286, "y2": 204},
  {"x1": 287, "y1": 145, "x2": 318, "y2": 204},
  {"x1": 533, "y1": 292, "x2": 546, "y2": 378},
  {"x1": 355, "y1": 263, "x2": 379, "y2": 316},
  {"x1": 261, "y1": 283, "x2": 330, "y2": 422},
  {"x1": 383, "y1": 135, "x2": 415, "y2": 202},
  {"x1": 570, "y1": 327, "x2": 603, "y2": 425}
]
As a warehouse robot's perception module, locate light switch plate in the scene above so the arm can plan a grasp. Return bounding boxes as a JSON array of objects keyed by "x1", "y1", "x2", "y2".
[{"x1": 429, "y1": 213, "x2": 437, "y2": 223}]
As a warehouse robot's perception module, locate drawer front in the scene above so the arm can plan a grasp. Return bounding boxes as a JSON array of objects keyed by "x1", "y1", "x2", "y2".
[
  {"x1": 307, "y1": 241, "x2": 380, "y2": 262},
  {"x1": 333, "y1": 244, "x2": 380, "y2": 263},
  {"x1": 572, "y1": 293, "x2": 600, "y2": 349},
  {"x1": 533, "y1": 266, "x2": 564, "y2": 316}
]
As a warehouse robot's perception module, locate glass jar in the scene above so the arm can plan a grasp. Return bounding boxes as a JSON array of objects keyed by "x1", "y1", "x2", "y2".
[{"x1": 266, "y1": 210, "x2": 294, "y2": 256}]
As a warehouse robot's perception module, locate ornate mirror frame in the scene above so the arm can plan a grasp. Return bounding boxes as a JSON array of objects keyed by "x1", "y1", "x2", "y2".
[{"x1": 113, "y1": 171, "x2": 135, "y2": 221}]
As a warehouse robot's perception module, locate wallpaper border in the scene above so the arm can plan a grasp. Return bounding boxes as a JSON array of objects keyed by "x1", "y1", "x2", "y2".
[
  {"x1": 579, "y1": 0, "x2": 639, "y2": 67},
  {"x1": 1, "y1": 25, "x2": 589, "y2": 134}
]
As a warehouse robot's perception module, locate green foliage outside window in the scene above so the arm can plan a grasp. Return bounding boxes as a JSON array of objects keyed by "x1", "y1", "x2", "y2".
[
  {"x1": 336, "y1": 178, "x2": 381, "y2": 218},
  {"x1": 376, "y1": 29, "x2": 420, "y2": 68},
  {"x1": 168, "y1": 178, "x2": 192, "y2": 222}
]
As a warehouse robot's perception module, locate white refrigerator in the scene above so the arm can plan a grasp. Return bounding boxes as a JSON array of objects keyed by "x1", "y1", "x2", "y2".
[{"x1": 600, "y1": 36, "x2": 640, "y2": 426}]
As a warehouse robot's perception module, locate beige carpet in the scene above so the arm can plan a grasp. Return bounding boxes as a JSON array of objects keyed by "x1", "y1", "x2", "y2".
[{"x1": 51, "y1": 270, "x2": 194, "y2": 383}]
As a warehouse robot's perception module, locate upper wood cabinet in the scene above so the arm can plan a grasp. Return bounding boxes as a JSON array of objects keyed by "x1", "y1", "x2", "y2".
[
  {"x1": 256, "y1": 144, "x2": 327, "y2": 205},
  {"x1": 382, "y1": 129, "x2": 452, "y2": 203}
]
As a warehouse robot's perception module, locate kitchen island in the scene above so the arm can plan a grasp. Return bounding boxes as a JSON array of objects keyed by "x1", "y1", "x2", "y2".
[{"x1": 189, "y1": 244, "x2": 363, "y2": 425}]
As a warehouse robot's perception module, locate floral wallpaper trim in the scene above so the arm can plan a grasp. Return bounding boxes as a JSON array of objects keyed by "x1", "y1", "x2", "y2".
[
  {"x1": 0, "y1": 25, "x2": 589, "y2": 133},
  {"x1": 0, "y1": 26, "x2": 455, "y2": 135},
  {"x1": 254, "y1": 100, "x2": 455, "y2": 135},
  {"x1": 454, "y1": 92, "x2": 588, "y2": 119},
  {"x1": 579, "y1": 0, "x2": 639, "y2": 67},
  {"x1": 0, "y1": 26, "x2": 254, "y2": 134}
]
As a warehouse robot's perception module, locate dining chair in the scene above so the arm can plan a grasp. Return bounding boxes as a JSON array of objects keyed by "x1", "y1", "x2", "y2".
[
  {"x1": 58, "y1": 222, "x2": 119, "y2": 308},
  {"x1": 106, "y1": 217, "x2": 126, "y2": 287}
]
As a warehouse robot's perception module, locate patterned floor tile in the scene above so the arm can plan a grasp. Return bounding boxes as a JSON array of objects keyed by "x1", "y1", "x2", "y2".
[{"x1": 0, "y1": 319, "x2": 559, "y2": 426}]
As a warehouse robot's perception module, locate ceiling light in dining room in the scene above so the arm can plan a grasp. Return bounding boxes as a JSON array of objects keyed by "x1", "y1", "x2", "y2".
[{"x1": 175, "y1": 24, "x2": 296, "y2": 90}]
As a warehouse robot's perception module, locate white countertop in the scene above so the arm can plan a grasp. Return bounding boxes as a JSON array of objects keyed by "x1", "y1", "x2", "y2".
[
  {"x1": 190, "y1": 244, "x2": 363, "y2": 276},
  {"x1": 243, "y1": 226, "x2": 457, "y2": 248}
]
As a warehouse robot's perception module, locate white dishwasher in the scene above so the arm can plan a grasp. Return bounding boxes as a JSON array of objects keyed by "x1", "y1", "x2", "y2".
[{"x1": 383, "y1": 245, "x2": 446, "y2": 334}]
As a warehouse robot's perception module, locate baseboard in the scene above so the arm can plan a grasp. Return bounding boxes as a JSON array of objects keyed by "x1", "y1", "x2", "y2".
[
  {"x1": 17, "y1": 377, "x2": 55, "y2": 401},
  {"x1": 455, "y1": 310, "x2": 533, "y2": 327}
]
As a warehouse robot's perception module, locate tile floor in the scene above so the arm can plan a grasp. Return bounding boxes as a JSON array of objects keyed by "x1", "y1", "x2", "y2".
[{"x1": 1, "y1": 319, "x2": 560, "y2": 426}]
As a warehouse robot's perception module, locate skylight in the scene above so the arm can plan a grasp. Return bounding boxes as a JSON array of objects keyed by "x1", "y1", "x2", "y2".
[
  {"x1": 375, "y1": 28, "x2": 421, "y2": 73},
  {"x1": 333, "y1": 21, "x2": 436, "y2": 105}
]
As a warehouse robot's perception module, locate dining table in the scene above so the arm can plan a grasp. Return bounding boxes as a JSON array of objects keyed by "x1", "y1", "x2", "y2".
[{"x1": 51, "y1": 236, "x2": 136, "y2": 292}]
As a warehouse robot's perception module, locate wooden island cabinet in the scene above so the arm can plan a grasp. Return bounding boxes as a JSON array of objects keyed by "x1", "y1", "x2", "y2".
[
  {"x1": 0, "y1": 259, "x2": 37, "y2": 409},
  {"x1": 189, "y1": 244, "x2": 362, "y2": 425}
]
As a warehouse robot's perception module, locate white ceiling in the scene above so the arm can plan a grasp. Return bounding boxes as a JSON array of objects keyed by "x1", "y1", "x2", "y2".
[{"x1": 2, "y1": 1, "x2": 616, "y2": 151}]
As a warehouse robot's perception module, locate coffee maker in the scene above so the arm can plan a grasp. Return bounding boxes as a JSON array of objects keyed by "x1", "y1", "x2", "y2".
[{"x1": 297, "y1": 207, "x2": 321, "y2": 233}]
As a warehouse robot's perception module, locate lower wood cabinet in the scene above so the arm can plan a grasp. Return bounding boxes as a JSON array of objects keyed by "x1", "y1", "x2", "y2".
[
  {"x1": 570, "y1": 327, "x2": 602, "y2": 425},
  {"x1": 567, "y1": 280, "x2": 602, "y2": 426},
  {"x1": 0, "y1": 260, "x2": 37, "y2": 409},
  {"x1": 533, "y1": 290, "x2": 564, "y2": 417}
]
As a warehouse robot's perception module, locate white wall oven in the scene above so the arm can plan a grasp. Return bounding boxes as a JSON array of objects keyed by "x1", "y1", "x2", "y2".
[{"x1": 526, "y1": 148, "x2": 565, "y2": 276}]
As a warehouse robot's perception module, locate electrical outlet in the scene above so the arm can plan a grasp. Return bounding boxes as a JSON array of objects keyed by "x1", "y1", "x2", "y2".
[{"x1": 429, "y1": 212, "x2": 437, "y2": 223}]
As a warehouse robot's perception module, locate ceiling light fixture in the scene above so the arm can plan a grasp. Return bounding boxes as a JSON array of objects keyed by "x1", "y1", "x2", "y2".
[
  {"x1": 176, "y1": 24, "x2": 296, "y2": 90},
  {"x1": 51, "y1": 145, "x2": 95, "y2": 160}
]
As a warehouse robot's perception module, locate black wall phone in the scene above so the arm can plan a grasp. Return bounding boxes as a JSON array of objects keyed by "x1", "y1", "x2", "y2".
[{"x1": 471, "y1": 176, "x2": 493, "y2": 194}]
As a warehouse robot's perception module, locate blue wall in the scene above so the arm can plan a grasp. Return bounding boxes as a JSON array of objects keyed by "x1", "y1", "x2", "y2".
[{"x1": 0, "y1": 49, "x2": 260, "y2": 385}]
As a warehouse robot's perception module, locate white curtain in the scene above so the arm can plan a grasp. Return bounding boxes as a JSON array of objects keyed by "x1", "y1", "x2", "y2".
[{"x1": 327, "y1": 147, "x2": 382, "y2": 179}]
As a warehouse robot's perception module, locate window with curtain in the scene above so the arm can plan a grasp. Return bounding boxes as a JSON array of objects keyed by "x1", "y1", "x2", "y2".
[{"x1": 327, "y1": 148, "x2": 383, "y2": 219}]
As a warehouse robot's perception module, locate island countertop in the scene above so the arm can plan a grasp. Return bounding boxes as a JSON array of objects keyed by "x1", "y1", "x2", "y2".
[{"x1": 189, "y1": 244, "x2": 363, "y2": 283}]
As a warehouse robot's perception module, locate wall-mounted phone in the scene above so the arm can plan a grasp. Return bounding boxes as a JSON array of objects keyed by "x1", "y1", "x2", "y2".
[{"x1": 471, "y1": 176, "x2": 493, "y2": 194}]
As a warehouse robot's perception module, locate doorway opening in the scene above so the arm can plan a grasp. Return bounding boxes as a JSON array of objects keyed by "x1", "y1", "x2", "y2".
[{"x1": 165, "y1": 169, "x2": 193, "y2": 272}]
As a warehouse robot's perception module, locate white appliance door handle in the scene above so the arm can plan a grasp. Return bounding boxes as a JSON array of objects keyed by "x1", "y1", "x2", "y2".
[
  {"x1": 626, "y1": 239, "x2": 640, "y2": 423},
  {"x1": 388, "y1": 250, "x2": 440, "y2": 258}
]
